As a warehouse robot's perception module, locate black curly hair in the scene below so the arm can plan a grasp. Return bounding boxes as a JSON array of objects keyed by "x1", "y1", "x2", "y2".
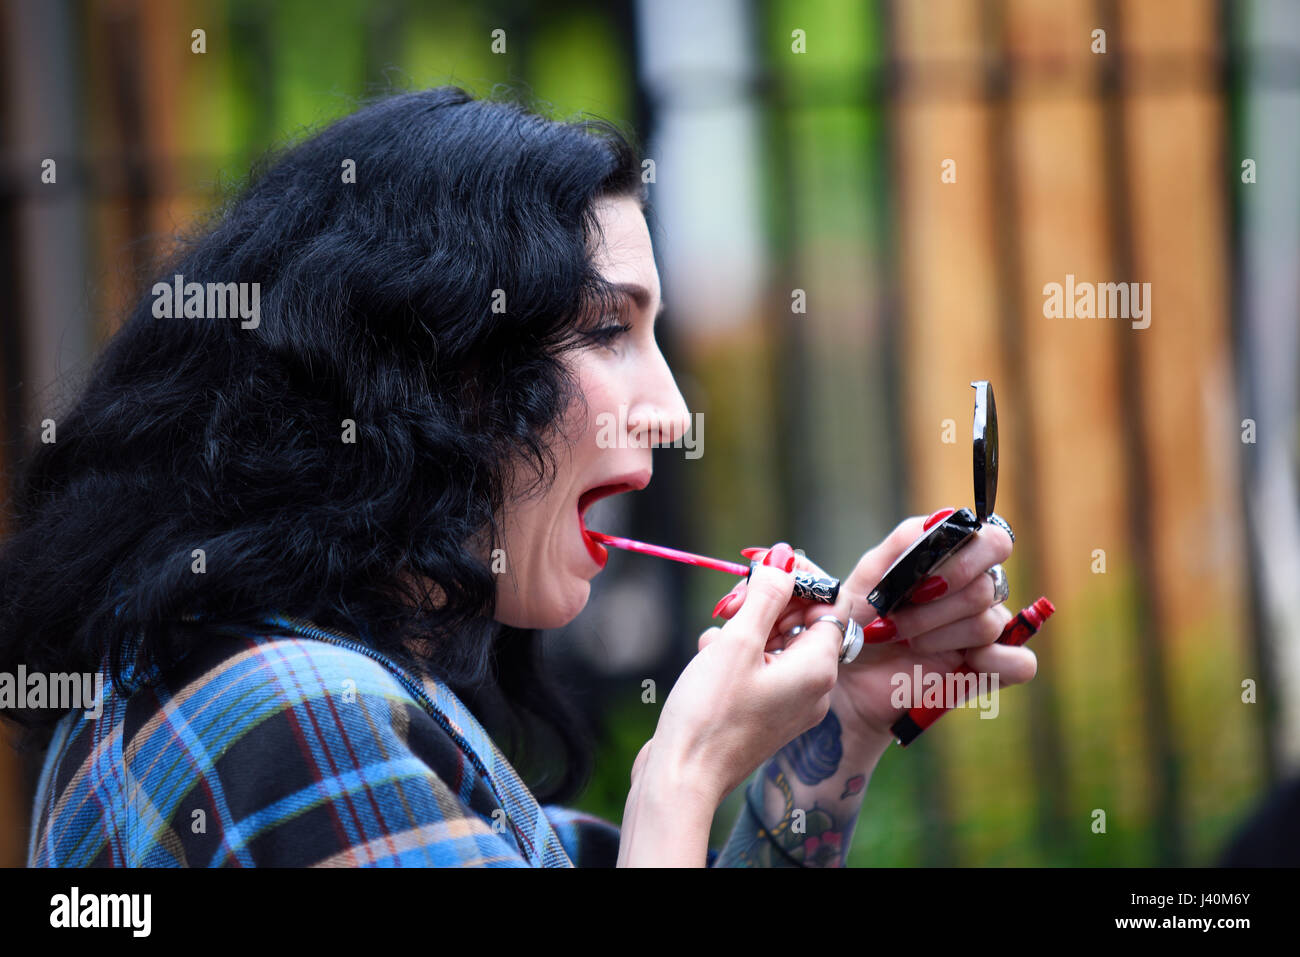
[{"x1": 0, "y1": 84, "x2": 648, "y2": 804}]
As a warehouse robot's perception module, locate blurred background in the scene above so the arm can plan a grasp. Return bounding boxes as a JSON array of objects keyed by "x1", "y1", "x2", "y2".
[{"x1": 1, "y1": 0, "x2": 1297, "y2": 867}]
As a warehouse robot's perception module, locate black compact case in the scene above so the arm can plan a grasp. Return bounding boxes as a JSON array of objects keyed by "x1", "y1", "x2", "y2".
[{"x1": 866, "y1": 380, "x2": 999, "y2": 617}]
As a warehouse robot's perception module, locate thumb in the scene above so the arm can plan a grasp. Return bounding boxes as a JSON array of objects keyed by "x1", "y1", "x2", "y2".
[{"x1": 722, "y1": 561, "x2": 795, "y2": 648}]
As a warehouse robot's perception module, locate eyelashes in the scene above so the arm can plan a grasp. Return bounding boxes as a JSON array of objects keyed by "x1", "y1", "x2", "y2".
[{"x1": 583, "y1": 320, "x2": 633, "y2": 346}]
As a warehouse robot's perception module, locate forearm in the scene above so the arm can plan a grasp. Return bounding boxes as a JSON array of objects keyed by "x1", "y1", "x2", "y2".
[
  {"x1": 617, "y1": 754, "x2": 718, "y2": 867},
  {"x1": 716, "y1": 708, "x2": 893, "y2": 867}
]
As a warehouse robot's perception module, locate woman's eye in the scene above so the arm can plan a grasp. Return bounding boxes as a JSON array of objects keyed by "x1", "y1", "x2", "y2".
[{"x1": 585, "y1": 320, "x2": 633, "y2": 348}]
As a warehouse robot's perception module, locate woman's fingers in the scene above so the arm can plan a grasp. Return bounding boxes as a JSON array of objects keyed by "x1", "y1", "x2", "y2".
[
  {"x1": 697, "y1": 626, "x2": 722, "y2": 653},
  {"x1": 720, "y1": 560, "x2": 795, "y2": 650},
  {"x1": 818, "y1": 511, "x2": 1009, "y2": 638},
  {"x1": 713, "y1": 541, "x2": 832, "y2": 624},
  {"x1": 838, "y1": 520, "x2": 1015, "y2": 645},
  {"x1": 765, "y1": 616, "x2": 841, "y2": 694},
  {"x1": 962, "y1": 641, "x2": 1038, "y2": 688},
  {"x1": 787, "y1": 549, "x2": 833, "y2": 580},
  {"x1": 878, "y1": 570, "x2": 1003, "y2": 642},
  {"x1": 913, "y1": 523, "x2": 1013, "y2": 603},
  {"x1": 905, "y1": 603, "x2": 1013, "y2": 656},
  {"x1": 790, "y1": 515, "x2": 931, "y2": 640},
  {"x1": 711, "y1": 580, "x2": 746, "y2": 619},
  {"x1": 716, "y1": 520, "x2": 1014, "y2": 654}
]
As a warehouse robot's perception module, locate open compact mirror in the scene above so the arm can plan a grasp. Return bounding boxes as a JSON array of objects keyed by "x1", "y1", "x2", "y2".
[{"x1": 866, "y1": 380, "x2": 999, "y2": 617}]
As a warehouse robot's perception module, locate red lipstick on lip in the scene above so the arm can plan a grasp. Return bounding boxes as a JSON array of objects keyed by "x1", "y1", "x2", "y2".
[
  {"x1": 889, "y1": 596, "x2": 1055, "y2": 746},
  {"x1": 578, "y1": 481, "x2": 646, "y2": 568},
  {"x1": 580, "y1": 514, "x2": 608, "y2": 567}
]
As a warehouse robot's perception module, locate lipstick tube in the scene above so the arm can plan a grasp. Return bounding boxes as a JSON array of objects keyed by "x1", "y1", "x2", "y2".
[{"x1": 889, "y1": 596, "x2": 1054, "y2": 746}]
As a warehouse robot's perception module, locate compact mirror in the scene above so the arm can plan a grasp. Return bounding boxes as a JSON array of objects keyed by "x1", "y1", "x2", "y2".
[
  {"x1": 866, "y1": 380, "x2": 999, "y2": 617},
  {"x1": 973, "y1": 380, "x2": 997, "y2": 522}
]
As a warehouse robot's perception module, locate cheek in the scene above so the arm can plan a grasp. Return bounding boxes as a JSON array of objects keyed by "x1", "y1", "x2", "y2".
[
  {"x1": 571, "y1": 344, "x2": 622, "y2": 407},
  {"x1": 498, "y1": 489, "x2": 556, "y2": 574},
  {"x1": 571, "y1": 362, "x2": 623, "y2": 450}
]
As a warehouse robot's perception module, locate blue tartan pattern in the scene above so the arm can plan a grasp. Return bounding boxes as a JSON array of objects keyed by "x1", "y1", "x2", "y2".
[{"x1": 26, "y1": 615, "x2": 643, "y2": 867}]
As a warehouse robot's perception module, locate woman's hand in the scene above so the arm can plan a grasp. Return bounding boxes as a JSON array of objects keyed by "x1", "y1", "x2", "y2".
[
  {"x1": 712, "y1": 513, "x2": 1037, "y2": 749},
  {"x1": 631, "y1": 543, "x2": 848, "y2": 811},
  {"x1": 619, "y1": 543, "x2": 856, "y2": 865}
]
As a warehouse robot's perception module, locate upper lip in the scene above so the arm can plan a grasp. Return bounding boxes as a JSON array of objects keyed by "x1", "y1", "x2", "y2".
[{"x1": 578, "y1": 470, "x2": 652, "y2": 516}]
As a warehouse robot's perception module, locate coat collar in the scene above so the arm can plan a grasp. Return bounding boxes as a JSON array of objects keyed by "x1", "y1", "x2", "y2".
[{"x1": 171, "y1": 612, "x2": 575, "y2": 867}]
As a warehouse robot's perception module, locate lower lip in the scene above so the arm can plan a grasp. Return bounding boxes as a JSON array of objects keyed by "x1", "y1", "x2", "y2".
[{"x1": 578, "y1": 508, "x2": 608, "y2": 568}]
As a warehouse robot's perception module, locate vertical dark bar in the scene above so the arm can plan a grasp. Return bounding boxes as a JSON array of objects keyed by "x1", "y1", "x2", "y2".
[
  {"x1": 227, "y1": 0, "x2": 277, "y2": 156},
  {"x1": 878, "y1": 0, "x2": 957, "y2": 867},
  {"x1": 103, "y1": 5, "x2": 153, "y2": 282},
  {"x1": 980, "y1": 0, "x2": 1075, "y2": 862},
  {"x1": 609, "y1": 0, "x2": 653, "y2": 137},
  {"x1": 363, "y1": 0, "x2": 406, "y2": 93},
  {"x1": 0, "y1": 0, "x2": 30, "y2": 869},
  {"x1": 754, "y1": 0, "x2": 810, "y2": 542},
  {"x1": 0, "y1": 3, "x2": 24, "y2": 478},
  {"x1": 1221, "y1": 0, "x2": 1279, "y2": 788},
  {"x1": 1096, "y1": 0, "x2": 1185, "y2": 866}
]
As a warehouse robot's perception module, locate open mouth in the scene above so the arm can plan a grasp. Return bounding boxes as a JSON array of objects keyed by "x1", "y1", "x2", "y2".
[{"x1": 577, "y1": 482, "x2": 641, "y2": 567}]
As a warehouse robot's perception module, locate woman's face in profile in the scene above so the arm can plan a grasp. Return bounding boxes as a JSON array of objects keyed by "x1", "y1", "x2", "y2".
[{"x1": 493, "y1": 196, "x2": 690, "y2": 629}]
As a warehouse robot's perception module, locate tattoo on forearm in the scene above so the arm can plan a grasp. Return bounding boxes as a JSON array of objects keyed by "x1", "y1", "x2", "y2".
[
  {"x1": 841, "y1": 775, "x2": 865, "y2": 800},
  {"x1": 716, "y1": 709, "x2": 867, "y2": 867},
  {"x1": 778, "y1": 708, "x2": 844, "y2": 786}
]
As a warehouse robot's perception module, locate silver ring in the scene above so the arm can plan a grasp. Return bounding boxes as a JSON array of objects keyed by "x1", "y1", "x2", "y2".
[
  {"x1": 986, "y1": 513, "x2": 1014, "y2": 544},
  {"x1": 771, "y1": 624, "x2": 804, "y2": 655},
  {"x1": 986, "y1": 564, "x2": 1010, "y2": 605},
  {"x1": 813, "y1": 615, "x2": 864, "y2": 665},
  {"x1": 840, "y1": 618, "x2": 864, "y2": 664},
  {"x1": 814, "y1": 615, "x2": 846, "y2": 635}
]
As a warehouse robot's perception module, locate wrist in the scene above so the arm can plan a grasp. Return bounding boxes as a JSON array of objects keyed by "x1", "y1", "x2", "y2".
[
  {"x1": 639, "y1": 745, "x2": 721, "y2": 816},
  {"x1": 621, "y1": 757, "x2": 717, "y2": 867},
  {"x1": 843, "y1": 722, "x2": 895, "y2": 767},
  {"x1": 826, "y1": 688, "x2": 896, "y2": 762}
]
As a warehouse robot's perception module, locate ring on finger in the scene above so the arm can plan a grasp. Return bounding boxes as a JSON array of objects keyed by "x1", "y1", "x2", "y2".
[
  {"x1": 812, "y1": 615, "x2": 865, "y2": 665},
  {"x1": 771, "y1": 624, "x2": 804, "y2": 655},
  {"x1": 986, "y1": 513, "x2": 1015, "y2": 544},
  {"x1": 986, "y1": 564, "x2": 1010, "y2": 606}
]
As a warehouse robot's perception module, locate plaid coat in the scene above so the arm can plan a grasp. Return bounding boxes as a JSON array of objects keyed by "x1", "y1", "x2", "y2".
[{"x1": 27, "y1": 615, "x2": 690, "y2": 867}]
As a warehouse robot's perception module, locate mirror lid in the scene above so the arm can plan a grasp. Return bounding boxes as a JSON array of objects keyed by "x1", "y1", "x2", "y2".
[{"x1": 971, "y1": 380, "x2": 998, "y2": 522}]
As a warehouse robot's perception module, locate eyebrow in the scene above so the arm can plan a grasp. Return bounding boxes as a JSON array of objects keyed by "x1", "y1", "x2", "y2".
[{"x1": 612, "y1": 283, "x2": 666, "y2": 318}]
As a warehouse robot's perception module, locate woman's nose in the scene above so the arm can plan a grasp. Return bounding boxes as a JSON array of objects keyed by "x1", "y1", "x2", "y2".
[{"x1": 627, "y1": 354, "x2": 692, "y2": 447}]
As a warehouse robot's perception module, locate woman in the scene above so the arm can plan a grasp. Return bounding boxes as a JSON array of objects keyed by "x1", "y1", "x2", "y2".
[{"x1": 1, "y1": 86, "x2": 1031, "y2": 867}]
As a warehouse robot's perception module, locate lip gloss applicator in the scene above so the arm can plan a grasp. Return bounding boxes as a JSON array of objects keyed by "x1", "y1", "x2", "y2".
[{"x1": 585, "y1": 531, "x2": 842, "y2": 604}]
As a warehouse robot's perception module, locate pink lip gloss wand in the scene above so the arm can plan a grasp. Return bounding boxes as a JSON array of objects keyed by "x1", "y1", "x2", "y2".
[{"x1": 585, "y1": 532, "x2": 841, "y2": 604}]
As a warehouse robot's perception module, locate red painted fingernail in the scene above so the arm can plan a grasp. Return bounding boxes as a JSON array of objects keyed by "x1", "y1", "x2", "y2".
[
  {"x1": 923, "y1": 507, "x2": 956, "y2": 531},
  {"x1": 763, "y1": 542, "x2": 795, "y2": 570},
  {"x1": 715, "y1": 593, "x2": 743, "y2": 619},
  {"x1": 711, "y1": 583, "x2": 743, "y2": 618},
  {"x1": 912, "y1": 575, "x2": 948, "y2": 603},
  {"x1": 740, "y1": 547, "x2": 766, "y2": 560},
  {"x1": 864, "y1": 617, "x2": 898, "y2": 643}
]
